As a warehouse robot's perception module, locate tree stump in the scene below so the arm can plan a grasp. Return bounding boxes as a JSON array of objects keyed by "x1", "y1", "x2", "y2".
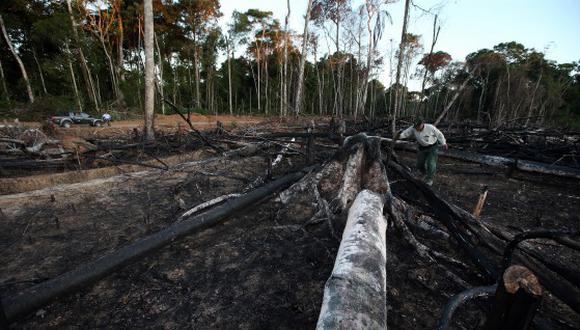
[{"x1": 484, "y1": 265, "x2": 543, "y2": 330}]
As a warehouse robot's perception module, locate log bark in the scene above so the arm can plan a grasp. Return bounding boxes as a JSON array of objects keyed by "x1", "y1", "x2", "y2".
[
  {"x1": 0, "y1": 169, "x2": 307, "y2": 323},
  {"x1": 316, "y1": 189, "x2": 387, "y2": 329},
  {"x1": 143, "y1": 0, "x2": 155, "y2": 141},
  {"x1": 333, "y1": 143, "x2": 365, "y2": 212}
]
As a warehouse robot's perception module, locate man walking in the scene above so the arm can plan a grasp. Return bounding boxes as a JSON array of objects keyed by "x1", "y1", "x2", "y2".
[
  {"x1": 102, "y1": 112, "x2": 112, "y2": 126},
  {"x1": 395, "y1": 118, "x2": 448, "y2": 186}
]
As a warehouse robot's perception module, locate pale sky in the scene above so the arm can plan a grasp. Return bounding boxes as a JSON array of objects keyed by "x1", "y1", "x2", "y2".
[{"x1": 219, "y1": 0, "x2": 580, "y2": 90}]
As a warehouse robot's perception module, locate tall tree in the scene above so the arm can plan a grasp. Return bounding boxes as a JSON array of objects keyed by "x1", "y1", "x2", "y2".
[
  {"x1": 283, "y1": 0, "x2": 291, "y2": 116},
  {"x1": 144, "y1": 0, "x2": 155, "y2": 141},
  {"x1": 0, "y1": 14, "x2": 34, "y2": 104},
  {"x1": 66, "y1": 0, "x2": 99, "y2": 111},
  {"x1": 294, "y1": 0, "x2": 314, "y2": 116},
  {"x1": 391, "y1": 0, "x2": 410, "y2": 135},
  {"x1": 181, "y1": 0, "x2": 221, "y2": 110}
]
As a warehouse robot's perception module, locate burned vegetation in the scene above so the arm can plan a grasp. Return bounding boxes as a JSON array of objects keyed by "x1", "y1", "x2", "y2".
[{"x1": 0, "y1": 119, "x2": 579, "y2": 329}]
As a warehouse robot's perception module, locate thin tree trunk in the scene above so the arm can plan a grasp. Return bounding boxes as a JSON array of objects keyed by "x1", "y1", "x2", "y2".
[
  {"x1": 391, "y1": 0, "x2": 411, "y2": 135},
  {"x1": 65, "y1": 0, "x2": 99, "y2": 111},
  {"x1": 0, "y1": 57, "x2": 10, "y2": 101},
  {"x1": 279, "y1": 62, "x2": 283, "y2": 116},
  {"x1": 193, "y1": 43, "x2": 201, "y2": 109},
  {"x1": 0, "y1": 14, "x2": 34, "y2": 103},
  {"x1": 96, "y1": 33, "x2": 120, "y2": 99},
  {"x1": 32, "y1": 48, "x2": 48, "y2": 95},
  {"x1": 137, "y1": 18, "x2": 144, "y2": 111},
  {"x1": 357, "y1": 3, "x2": 379, "y2": 119},
  {"x1": 144, "y1": 0, "x2": 155, "y2": 141},
  {"x1": 420, "y1": 15, "x2": 439, "y2": 117},
  {"x1": 293, "y1": 0, "x2": 314, "y2": 116},
  {"x1": 154, "y1": 33, "x2": 165, "y2": 115},
  {"x1": 265, "y1": 54, "x2": 269, "y2": 115},
  {"x1": 434, "y1": 74, "x2": 472, "y2": 125},
  {"x1": 283, "y1": 0, "x2": 291, "y2": 116},
  {"x1": 227, "y1": 39, "x2": 233, "y2": 115},
  {"x1": 525, "y1": 72, "x2": 542, "y2": 127},
  {"x1": 65, "y1": 42, "x2": 83, "y2": 112},
  {"x1": 117, "y1": 11, "x2": 125, "y2": 83}
]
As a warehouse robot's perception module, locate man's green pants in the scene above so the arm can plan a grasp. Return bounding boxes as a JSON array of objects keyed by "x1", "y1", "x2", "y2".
[{"x1": 416, "y1": 144, "x2": 439, "y2": 181}]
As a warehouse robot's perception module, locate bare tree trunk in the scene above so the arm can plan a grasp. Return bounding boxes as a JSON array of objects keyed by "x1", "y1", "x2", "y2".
[
  {"x1": 434, "y1": 74, "x2": 472, "y2": 125},
  {"x1": 0, "y1": 57, "x2": 9, "y2": 101},
  {"x1": 315, "y1": 46, "x2": 324, "y2": 115},
  {"x1": 294, "y1": 0, "x2": 314, "y2": 116},
  {"x1": 65, "y1": 42, "x2": 83, "y2": 112},
  {"x1": 32, "y1": 48, "x2": 48, "y2": 95},
  {"x1": 144, "y1": 0, "x2": 155, "y2": 141},
  {"x1": 193, "y1": 44, "x2": 201, "y2": 109},
  {"x1": 279, "y1": 62, "x2": 283, "y2": 116},
  {"x1": 66, "y1": 0, "x2": 99, "y2": 111},
  {"x1": 525, "y1": 72, "x2": 542, "y2": 127},
  {"x1": 420, "y1": 15, "x2": 439, "y2": 116},
  {"x1": 357, "y1": 2, "x2": 380, "y2": 119},
  {"x1": 227, "y1": 38, "x2": 233, "y2": 115},
  {"x1": 96, "y1": 33, "x2": 120, "y2": 99},
  {"x1": 154, "y1": 33, "x2": 165, "y2": 115},
  {"x1": 117, "y1": 12, "x2": 125, "y2": 83},
  {"x1": 391, "y1": 0, "x2": 410, "y2": 135},
  {"x1": 283, "y1": 0, "x2": 291, "y2": 116},
  {"x1": 265, "y1": 54, "x2": 269, "y2": 115},
  {"x1": 0, "y1": 14, "x2": 34, "y2": 103},
  {"x1": 137, "y1": 18, "x2": 144, "y2": 111}
]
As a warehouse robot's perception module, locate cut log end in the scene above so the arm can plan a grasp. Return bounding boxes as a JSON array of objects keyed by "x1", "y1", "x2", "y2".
[{"x1": 503, "y1": 265, "x2": 543, "y2": 296}]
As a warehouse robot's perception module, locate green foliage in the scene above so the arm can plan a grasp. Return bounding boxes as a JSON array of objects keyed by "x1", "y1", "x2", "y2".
[{"x1": 0, "y1": 0, "x2": 578, "y2": 130}]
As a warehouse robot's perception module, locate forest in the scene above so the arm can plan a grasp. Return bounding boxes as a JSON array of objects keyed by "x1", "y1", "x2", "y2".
[{"x1": 1, "y1": 0, "x2": 579, "y2": 128}]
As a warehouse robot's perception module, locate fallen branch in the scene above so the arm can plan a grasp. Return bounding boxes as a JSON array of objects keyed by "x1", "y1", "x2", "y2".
[
  {"x1": 436, "y1": 284, "x2": 497, "y2": 330},
  {"x1": 381, "y1": 136, "x2": 580, "y2": 180},
  {"x1": 178, "y1": 193, "x2": 242, "y2": 220},
  {"x1": 0, "y1": 169, "x2": 307, "y2": 323},
  {"x1": 160, "y1": 97, "x2": 224, "y2": 153}
]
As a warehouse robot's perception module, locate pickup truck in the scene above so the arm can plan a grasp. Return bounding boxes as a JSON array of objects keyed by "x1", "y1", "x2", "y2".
[{"x1": 51, "y1": 112, "x2": 103, "y2": 128}]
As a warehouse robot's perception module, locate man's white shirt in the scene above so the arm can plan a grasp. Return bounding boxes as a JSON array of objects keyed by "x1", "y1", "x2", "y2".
[{"x1": 399, "y1": 124, "x2": 446, "y2": 147}]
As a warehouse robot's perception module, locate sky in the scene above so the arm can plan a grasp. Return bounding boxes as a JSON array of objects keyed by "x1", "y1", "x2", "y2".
[{"x1": 218, "y1": 0, "x2": 580, "y2": 90}]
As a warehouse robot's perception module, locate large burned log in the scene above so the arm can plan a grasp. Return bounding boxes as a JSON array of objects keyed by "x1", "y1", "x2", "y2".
[
  {"x1": 381, "y1": 137, "x2": 580, "y2": 180},
  {"x1": 0, "y1": 169, "x2": 308, "y2": 324},
  {"x1": 388, "y1": 159, "x2": 580, "y2": 316},
  {"x1": 316, "y1": 190, "x2": 388, "y2": 329},
  {"x1": 316, "y1": 138, "x2": 389, "y2": 329}
]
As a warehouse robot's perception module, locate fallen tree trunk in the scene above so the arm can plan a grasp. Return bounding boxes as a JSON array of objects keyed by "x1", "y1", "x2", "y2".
[
  {"x1": 332, "y1": 143, "x2": 365, "y2": 212},
  {"x1": 388, "y1": 160, "x2": 499, "y2": 281},
  {"x1": 388, "y1": 159, "x2": 580, "y2": 315},
  {"x1": 380, "y1": 137, "x2": 580, "y2": 180},
  {"x1": 316, "y1": 189, "x2": 388, "y2": 329},
  {"x1": 0, "y1": 169, "x2": 307, "y2": 323}
]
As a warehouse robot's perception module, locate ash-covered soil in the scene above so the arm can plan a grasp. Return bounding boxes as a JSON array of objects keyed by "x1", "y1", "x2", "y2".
[{"x1": 1, "y1": 134, "x2": 579, "y2": 329}]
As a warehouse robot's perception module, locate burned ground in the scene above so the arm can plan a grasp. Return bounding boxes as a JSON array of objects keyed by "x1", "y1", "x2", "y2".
[{"x1": 1, "y1": 122, "x2": 579, "y2": 329}]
